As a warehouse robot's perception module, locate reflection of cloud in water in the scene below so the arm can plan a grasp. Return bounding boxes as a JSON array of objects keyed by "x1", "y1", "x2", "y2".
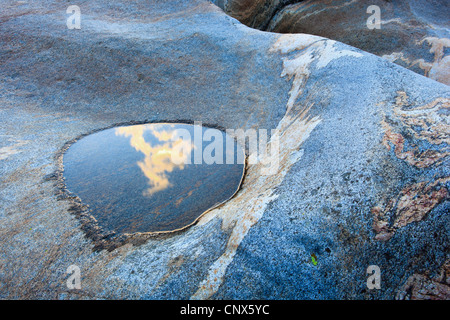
[{"x1": 115, "y1": 125, "x2": 193, "y2": 196}]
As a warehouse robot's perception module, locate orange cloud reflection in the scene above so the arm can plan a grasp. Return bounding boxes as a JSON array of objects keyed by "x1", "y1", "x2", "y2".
[{"x1": 115, "y1": 125, "x2": 193, "y2": 196}]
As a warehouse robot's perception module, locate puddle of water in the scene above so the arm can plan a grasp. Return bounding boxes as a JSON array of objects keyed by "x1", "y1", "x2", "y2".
[{"x1": 63, "y1": 123, "x2": 245, "y2": 234}]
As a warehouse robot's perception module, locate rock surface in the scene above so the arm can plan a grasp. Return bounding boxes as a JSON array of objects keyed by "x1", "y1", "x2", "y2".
[
  {"x1": 210, "y1": 0, "x2": 295, "y2": 30},
  {"x1": 213, "y1": 0, "x2": 450, "y2": 85},
  {"x1": 0, "y1": 0, "x2": 449, "y2": 299}
]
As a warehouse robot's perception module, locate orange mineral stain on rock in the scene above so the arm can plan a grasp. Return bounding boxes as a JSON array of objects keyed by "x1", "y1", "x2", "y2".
[
  {"x1": 412, "y1": 37, "x2": 450, "y2": 86},
  {"x1": 373, "y1": 92, "x2": 449, "y2": 241},
  {"x1": 192, "y1": 34, "x2": 364, "y2": 300}
]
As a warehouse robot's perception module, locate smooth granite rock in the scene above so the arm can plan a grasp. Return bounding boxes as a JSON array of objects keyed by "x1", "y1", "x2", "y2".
[
  {"x1": 0, "y1": 0, "x2": 449, "y2": 299},
  {"x1": 213, "y1": 0, "x2": 450, "y2": 85}
]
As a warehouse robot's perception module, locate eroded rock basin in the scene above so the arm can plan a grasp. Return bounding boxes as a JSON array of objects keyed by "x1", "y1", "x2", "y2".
[{"x1": 63, "y1": 122, "x2": 245, "y2": 235}]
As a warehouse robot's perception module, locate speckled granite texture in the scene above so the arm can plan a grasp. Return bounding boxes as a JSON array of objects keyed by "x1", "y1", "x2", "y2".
[
  {"x1": 213, "y1": 0, "x2": 450, "y2": 85},
  {"x1": 0, "y1": 0, "x2": 448, "y2": 299}
]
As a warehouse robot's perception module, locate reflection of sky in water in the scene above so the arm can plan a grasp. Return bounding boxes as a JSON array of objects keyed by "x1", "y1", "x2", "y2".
[
  {"x1": 115, "y1": 124, "x2": 193, "y2": 196},
  {"x1": 63, "y1": 123, "x2": 244, "y2": 234}
]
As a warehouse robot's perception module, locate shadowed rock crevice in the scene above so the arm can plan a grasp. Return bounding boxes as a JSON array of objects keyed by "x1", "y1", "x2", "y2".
[
  {"x1": 211, "y1": 0, "x2": 303, "y2": 30},
  {"x1": 211, "y1": 0, "x2": 450, "y2": 85}
]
